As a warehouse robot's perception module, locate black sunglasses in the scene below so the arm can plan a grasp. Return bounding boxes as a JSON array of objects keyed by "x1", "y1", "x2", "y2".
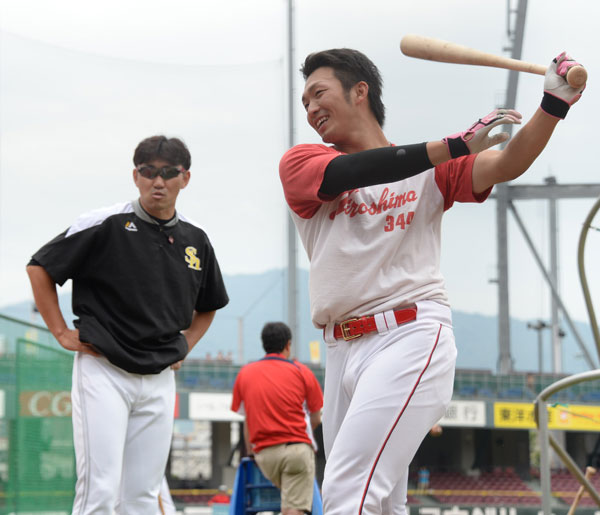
[{"x1": 136, "y1": 165, "x2": 185, "y2": 180}]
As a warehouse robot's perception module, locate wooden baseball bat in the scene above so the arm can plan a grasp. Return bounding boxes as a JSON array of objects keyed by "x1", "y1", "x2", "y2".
[
  {"x1": 567, "y1": 466, "x2": 596, "y2": 515},
  {"x1": 400, "y1": 34, "x2": 587, "y2": 89},
  {"x1": 158, "y1": 494, "x2": 166, "y2": 515}
]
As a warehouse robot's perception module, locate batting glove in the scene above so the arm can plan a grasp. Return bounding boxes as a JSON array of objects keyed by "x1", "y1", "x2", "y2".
[
  {"x1": 541, "y1": 52, "x2": 585, "y2": 119},
  {"x1": 442, "y1": 108, "x2": 522, "y2": 159}
]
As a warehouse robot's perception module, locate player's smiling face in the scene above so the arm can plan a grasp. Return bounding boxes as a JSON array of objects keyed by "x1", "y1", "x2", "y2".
[
  {"x1": 302, "y1": 67, "x2": 357, "y2": 144},
  {"x1": 133, "y1": 158, "x2": 190, "y2": 220}
]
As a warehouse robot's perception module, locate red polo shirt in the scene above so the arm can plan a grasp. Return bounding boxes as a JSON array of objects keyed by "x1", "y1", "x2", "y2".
[{"x1": 231, "y1": 354, "x2": 323, "y2": 453}]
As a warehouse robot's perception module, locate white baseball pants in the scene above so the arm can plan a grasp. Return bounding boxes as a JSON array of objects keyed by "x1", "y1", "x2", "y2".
[
  {"x1": 321, "y1": 301, "x2": 456, "y2": 514},
  {"x1": 71, "y1": 353, "x2": 175, "y2": 514}
]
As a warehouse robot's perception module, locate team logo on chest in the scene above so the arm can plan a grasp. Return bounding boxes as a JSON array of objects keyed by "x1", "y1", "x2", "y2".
[
  {"x1": 124, "y1": 221, "x2": 138, "y2": 232},
  {"x1": 184, "y1": 247, "x2": 202, "y2": 271}
]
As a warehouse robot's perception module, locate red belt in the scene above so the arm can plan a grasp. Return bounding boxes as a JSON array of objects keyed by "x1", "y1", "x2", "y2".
[{"x1": 333, "y1": 306, "x2": 418, "y2": 341}]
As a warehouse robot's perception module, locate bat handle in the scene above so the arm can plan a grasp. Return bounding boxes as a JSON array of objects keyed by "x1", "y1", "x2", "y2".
[{"x1": 566, "y1": 66, "x2": 587, "y2": 89}]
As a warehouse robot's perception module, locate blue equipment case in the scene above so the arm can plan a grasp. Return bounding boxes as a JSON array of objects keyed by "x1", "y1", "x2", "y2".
[{"x1": 229, "y1": 457, "x2": 323, "y2": 514}]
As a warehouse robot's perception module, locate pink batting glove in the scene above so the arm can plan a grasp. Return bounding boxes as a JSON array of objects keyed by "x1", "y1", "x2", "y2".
[
  {"x1": 442, "y1": 108, "x2": 522, "y2": 158},
  {"x1": 541, "y1": 52, "x2": 585, "y2": 119}
]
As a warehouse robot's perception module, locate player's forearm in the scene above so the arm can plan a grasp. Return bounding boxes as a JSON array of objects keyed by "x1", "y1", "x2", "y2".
[
  {"x1": 495, "y1": 108, "x2": 557, "y2": 180},
  {"x1": 472, "y1": 109, "x2": 559, "y2": 193},
  {"x1": 319, "y1": 143, "x2": 433, "y2": 196},
  {"x1": 26, "y1": 265, "x2": 69, "y2": 339},
  {"x1": 182, "y1": 310, "x2": 216, "y2": 353},
  {"x1": 505, "y1": 108, "x2": 558, "y2": 169},
  {"x1": 425, "y1": 141, "x2": 454, "y2": 165}
]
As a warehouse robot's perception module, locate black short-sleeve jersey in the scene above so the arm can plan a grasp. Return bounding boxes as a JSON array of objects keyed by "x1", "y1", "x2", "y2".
[{"x1": 29, "y1": 199, "x2": 229, "y2": 374}]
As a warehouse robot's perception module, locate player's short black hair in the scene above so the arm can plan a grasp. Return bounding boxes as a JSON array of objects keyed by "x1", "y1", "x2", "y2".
[
  {"x1": 133, "y1": 135, "x2": 191, "y2": 170},
  {"x1": 261, "y1": 322, "x2": 292, "y2": 354},
  {"x1": 300, "y1": 48, "x2": 385, "y2": 127}
]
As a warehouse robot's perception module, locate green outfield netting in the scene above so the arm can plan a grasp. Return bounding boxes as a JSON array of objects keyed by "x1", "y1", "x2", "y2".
[{"x1": 0, "y1": 315, "x2": 75, "y2": 514}]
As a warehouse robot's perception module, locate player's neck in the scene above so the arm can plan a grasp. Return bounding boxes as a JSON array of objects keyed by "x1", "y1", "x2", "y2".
[{"x1": 333, "y1": 122, "x2": 388, "y2": 154}]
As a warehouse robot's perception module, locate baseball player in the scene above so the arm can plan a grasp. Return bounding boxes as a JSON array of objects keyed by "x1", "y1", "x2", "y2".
[
  {"x1": 279, "y1": 49, "x2": 584, "y2": 514},
  {"x1": 26, "y1": 135, "x2": 229, "y2": 514}
]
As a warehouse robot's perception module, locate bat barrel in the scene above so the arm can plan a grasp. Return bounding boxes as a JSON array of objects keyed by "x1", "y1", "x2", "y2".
[{"x1": 400, "y1": 34, "x2": 587, "y2": 89}]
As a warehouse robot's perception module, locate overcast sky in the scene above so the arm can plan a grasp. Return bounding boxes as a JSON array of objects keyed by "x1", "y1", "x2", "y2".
[{"x1": 1, "y1": 0, "x2": 599, "y2": 333}]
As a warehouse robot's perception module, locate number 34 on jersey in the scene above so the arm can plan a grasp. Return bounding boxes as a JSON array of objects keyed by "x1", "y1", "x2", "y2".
[{"x1": 384, "y1": 211, "x2": 415, "y2": 232}]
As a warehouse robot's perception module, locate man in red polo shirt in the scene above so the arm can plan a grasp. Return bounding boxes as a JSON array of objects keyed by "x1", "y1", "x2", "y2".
[{"x1": 231, "y1": 322, "x2": 323, "y2": 515}]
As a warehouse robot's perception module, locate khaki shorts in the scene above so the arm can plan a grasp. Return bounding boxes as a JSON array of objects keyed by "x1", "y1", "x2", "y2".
[{"x1": 255, "y1": 442, "x2": 315, "y2": 511}]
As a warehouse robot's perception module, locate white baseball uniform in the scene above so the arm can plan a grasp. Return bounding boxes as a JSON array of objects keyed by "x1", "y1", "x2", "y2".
[
  {"x1": 280, "y1": 145, "x2": 488, "y2": 514},
  {"x1": 30, "y1": 199, "x2": 229, "y2": 514}
]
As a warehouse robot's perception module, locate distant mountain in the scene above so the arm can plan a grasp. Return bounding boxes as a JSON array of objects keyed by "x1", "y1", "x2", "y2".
[
  {"x1": 452, "y1": 310, "x2": 596, "y2": 375},
  {"x1": 1, "y1": 268, "x2": 596, "y2": 373}
]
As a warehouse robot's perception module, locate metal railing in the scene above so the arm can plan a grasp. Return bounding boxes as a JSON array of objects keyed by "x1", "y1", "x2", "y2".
[
  {"x1": 535, "y1": 368, "x2": 600, "y2": 513},
  {"x1": 534, "y1": 194, "x2": 600, "y2": 514}
]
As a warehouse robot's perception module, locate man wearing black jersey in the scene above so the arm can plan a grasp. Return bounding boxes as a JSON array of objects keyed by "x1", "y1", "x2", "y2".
[{"x1": 27, "y1": 135, "x2": 229, "y2": 514}]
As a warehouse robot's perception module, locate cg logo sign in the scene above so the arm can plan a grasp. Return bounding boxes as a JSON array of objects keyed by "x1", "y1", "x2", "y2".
[{"x1": 19, "y1": 391, "x2": 72, "y2": 417}]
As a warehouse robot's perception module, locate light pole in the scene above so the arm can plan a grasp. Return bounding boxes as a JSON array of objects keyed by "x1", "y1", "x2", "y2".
[{"x1": 527, "y1": 320, "x2": 549, "y2": 374}]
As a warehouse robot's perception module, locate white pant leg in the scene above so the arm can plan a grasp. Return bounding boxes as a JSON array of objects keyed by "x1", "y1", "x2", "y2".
[
  {"x1": 159, "y1": 477, "x2": 177, "y2": 514},
  {"x1": 115, "y1": 366, "x2": 175, "y2": 514},
  {"x1": 322, "y1": 301, "x2": 456, "y2": 515},
  {"x1": 322, "y1": 338, "x2": 352, "y2": 459},
  {"x1": 381, "y1": 470, "x2": 407, "y2": 515},
  {"x1": 71, "y1": 354, "x2": 132, "y2": 515}
]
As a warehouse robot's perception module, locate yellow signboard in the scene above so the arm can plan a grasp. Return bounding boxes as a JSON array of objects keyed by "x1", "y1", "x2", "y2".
[
  {"x1": 309, "y1": 340, "x2": 321, "y2": 364},
  {"x1": 494, "y1": 402, "x2": 600, "y2": 431}
]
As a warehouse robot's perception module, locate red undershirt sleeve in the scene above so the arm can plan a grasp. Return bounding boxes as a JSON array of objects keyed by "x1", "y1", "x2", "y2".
[
  {"x1": 279, "y1": 144, "x2": 340, "y2": 219},
  {"x1": 434, "y1": 154, "x2": 491, "y2": 210}
]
